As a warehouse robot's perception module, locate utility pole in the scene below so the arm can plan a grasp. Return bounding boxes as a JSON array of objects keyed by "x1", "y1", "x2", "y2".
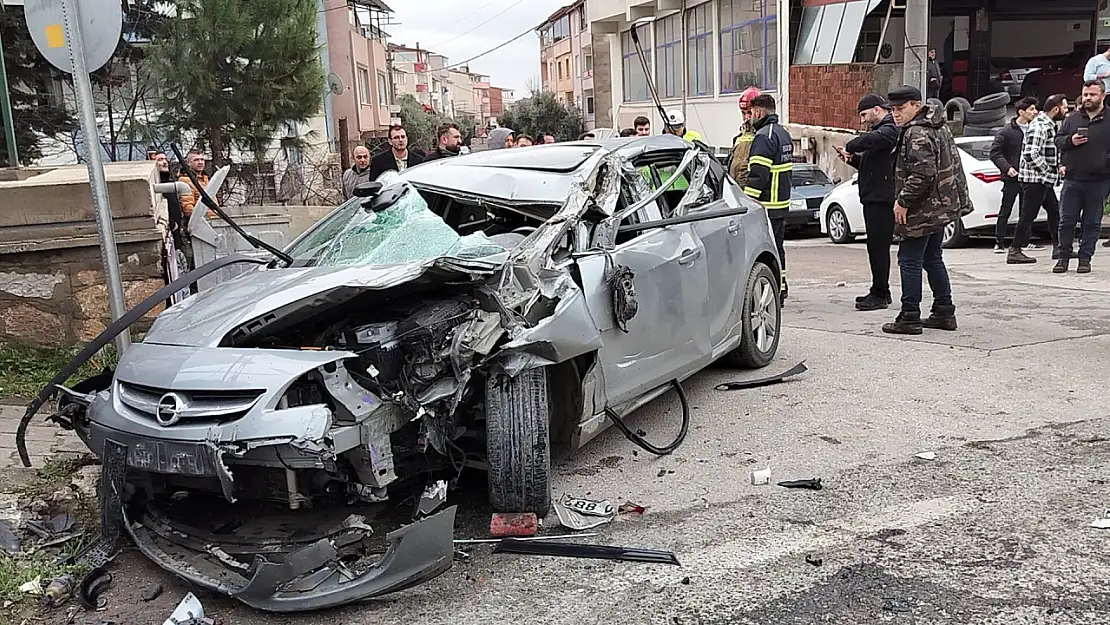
[
  {"x1": 680, "y1": 0, "x2": 688, "y2": 123},
  {"x1": 0, "y1": 29, "x2": 20, "y2": 167}
]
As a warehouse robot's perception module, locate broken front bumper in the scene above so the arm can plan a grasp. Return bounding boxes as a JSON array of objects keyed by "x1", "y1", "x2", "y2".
[{"x1": 104, "y1": 440, "x2": 457, "y2": 612}]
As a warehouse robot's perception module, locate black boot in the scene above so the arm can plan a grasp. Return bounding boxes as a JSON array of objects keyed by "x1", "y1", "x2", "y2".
[
  {"x1": 856, "y1": 293, "x2": 891, "y2": 311},
  {"x1": 1007, "y1": 248, "x2": 1036, "y2": 264},
  {"x1": 1053, "y1": 258, "x2": 1069, "y2": 273},
  {"x1": 882, "y1": 311, "x2": 923, "y2": 335},
  {"x1": 922, "y1": 304, "x2": 957, "y2": 331}
]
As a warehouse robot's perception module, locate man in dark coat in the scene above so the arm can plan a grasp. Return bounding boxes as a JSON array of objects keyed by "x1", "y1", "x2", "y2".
[
  {"x1": 839, "y1": 94, "x2": 900, "y2": 311},
  {"x1": 884, "y1": 85, "x2": 973, "y2": 335},
  {"x1": 369, "y1": 125, "x2": 424, "y2": 181},
  {"x1": 927, "y1": 49, "x2": 943, "y2": 100},
  {"x1": 989, "y1": 97, "x2": 1038, "y2": 252}
]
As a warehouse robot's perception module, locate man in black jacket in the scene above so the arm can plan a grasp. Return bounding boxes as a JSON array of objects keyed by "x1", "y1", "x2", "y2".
[
  {"x1": 989, "y1": 97, "x2": 1038, "y2": 252},
  {"x1": 1054, "y1": 80, "x2": 1110, "y2": 273},
  {"x1": 838, "y1": 94, "x2": 899, "y2": 311},
  {"x1": 369, "y1": 125, "x2": 424, "y2": 181}
]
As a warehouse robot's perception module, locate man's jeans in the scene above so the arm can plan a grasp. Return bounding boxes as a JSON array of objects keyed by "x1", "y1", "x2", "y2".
[
  {"x1": 1058, "y1": 179, "x2": 1110, "y2": 261},
  {"x1": 898, "y1": 230, "x2": 952, "y2": 313},
  {"x1": 1013, "y1": 182, "x2": 1059, "y2": 249},
  {"x1": 995, "y1": 178, "x2": 1021, "y2": 247}
]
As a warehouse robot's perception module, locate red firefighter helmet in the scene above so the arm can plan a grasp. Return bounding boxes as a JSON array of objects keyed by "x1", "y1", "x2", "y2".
[{"x1": 738, "y1": 87, "x2": 761, "y2": 109}]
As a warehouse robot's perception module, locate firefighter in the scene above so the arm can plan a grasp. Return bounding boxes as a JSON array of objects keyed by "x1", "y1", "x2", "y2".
[
  {"x1": 726, "y1": 87, "x2": 762, "y2": 186},
  {"x1": 743, "y1": 94, "x2": 794, "y2": 305}
]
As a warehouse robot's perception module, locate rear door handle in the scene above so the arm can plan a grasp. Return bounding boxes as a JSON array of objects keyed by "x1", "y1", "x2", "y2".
[
  {"x1": 727, "y1": 221, "x2": 740, "y2": 235},
  {"x1": 678, "y1": 248, "x2": 702, "y2": 265}
]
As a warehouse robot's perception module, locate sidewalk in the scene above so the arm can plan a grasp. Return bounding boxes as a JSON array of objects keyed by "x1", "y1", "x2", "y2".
[{"x1": 0, "y1": 404, "x2": 88, "y2": 469}]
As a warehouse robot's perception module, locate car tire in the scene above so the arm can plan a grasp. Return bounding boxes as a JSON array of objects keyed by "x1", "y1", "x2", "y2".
[
  {"x1": 964, "y1": 107, "x2": 1007, "y2": 126},
  {"x1": 721, "y1": 262, "x2": 781, "y2": 369},
  {"x1": 927, "y1": 98, "x2": 944, "y2": 109},
  {"x1": 485, "y1": 367, "x2": 551, "y2": 516},
  {"x1": 826, "y1": 205, "x2": 855, "y2": 244},
  {"x1": 973, "y1": 91, "x2": 1011, "y2": 110},
  {"x1": 961, "y1": 124, "x2": 1002, "y2": 137},
  {"x1": 945, "y1": 97, "x2": 972, "y2": 121},
  {"x1": 942, "y1": 217, "x2": 970, "y2": 248}
]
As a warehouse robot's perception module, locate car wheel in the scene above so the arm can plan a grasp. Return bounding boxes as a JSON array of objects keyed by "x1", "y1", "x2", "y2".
[
  {"x1": 942, "y1": 218, "x2": 970, "y2": 248},
  {"x1": 721, "y1": 262, "x2": 781, "y2": 369},
  {"x1": 826, "y1": 205, "x2": 855, "y2": 244},
  {"x1": 485, "y1": 367, "x2": 551, "y2": 516}
]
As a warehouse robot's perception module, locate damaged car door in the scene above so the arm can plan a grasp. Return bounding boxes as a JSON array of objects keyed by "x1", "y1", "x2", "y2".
[{"x1": 576, "y1": 169, "x2": 713, "y2": 407}]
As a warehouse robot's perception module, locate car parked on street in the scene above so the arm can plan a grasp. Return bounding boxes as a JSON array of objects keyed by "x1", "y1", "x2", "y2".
[
  {"x1": 787, "y1": 163, "x2": 839, "y2": 232},
  {"x1": 51, "y1": 136, "x2": 784, "y2": 611},
  {"x1": 819, "y1": 136, "x2": 1052, "y2": 247}
]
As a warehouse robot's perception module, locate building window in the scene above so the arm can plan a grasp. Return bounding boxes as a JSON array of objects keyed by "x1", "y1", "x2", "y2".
[
  {"x1": 686, "y1": 2, "x2": 712, "y2": 96},
  {"x1": 794, "y1": 0, "x2": 869, "y2": 65},
  {"x1": 357, "y1": 66, "x2": 371, "y2": 105},
  {"x1": 553, "y1": 15, "x2": 570, "y2": 42},
  {"x1": 585, "y1": 54, "x2": 593, "y2": 73},
  {"x1": 558, "y1": 60, "x2": 564, "y2": 80},
  {"x1": 720, "y1": 0, "x2": 778, "y2": 92},
  {"x1": 621, "y1": 28, "x2": 652, "y2": 102},
  {"x1": 585, "y1": 88, "x2": 595, "y2": 114},
  {"x1": 580, "y1": 8, "x2": 588, "y2": 31},
  {"x1": 377, "y1": 73, "x2": 388, "y2": 106},
  {"x1": 575, "y1": 54, "x2": 580, "y2": 77},
  {"x1": 654, "y1": 14, "x2": 681, "y2": 99}
]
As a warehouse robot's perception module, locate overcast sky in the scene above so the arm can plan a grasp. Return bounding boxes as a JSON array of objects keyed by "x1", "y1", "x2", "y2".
[{"x1": 383, "y1": 0, "x2": 569, "y2": 95}]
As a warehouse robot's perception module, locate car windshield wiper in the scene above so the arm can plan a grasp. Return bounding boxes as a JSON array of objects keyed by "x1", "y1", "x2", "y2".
[{"x1": 170, "y1": 143, "x2": 294, "y2": 266}]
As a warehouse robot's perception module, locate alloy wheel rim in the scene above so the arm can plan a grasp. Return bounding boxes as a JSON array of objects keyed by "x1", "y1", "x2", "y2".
[
  {"x1": 943, "y1": 221, "x2": 956, "y2": 243},
  {"x1": 750, "y1": 276, "x2": 778, "y2": 353},
  {"x1": 830, "y1": 210, "x2": 846, "y2": 241}
]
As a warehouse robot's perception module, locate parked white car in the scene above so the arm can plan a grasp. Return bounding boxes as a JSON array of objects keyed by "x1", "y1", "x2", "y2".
[{"x1": 819, "y1": 136, "x2": 1053, "y2": 248}]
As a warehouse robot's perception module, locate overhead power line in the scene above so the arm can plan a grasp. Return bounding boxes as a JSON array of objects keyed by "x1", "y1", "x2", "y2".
[
  {"x1": 420, "y1": 0, "x2": 504, "y2": 42},
  {"x1": 429, "y1": 0, "x2": 527, "y2": 49}
]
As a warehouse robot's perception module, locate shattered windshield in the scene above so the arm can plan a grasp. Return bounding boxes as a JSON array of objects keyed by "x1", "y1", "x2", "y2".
[{"x1": 285, "y1": 172, "x2": 505, "y2": 267}]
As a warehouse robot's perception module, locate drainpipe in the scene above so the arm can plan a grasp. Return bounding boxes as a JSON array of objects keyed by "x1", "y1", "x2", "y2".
[{"x1": 680, "y1": 0, "x2": 688, "y2": 123}]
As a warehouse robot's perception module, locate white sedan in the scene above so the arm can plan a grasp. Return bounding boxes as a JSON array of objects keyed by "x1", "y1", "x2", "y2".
[{"x1": 819, "y1": 136, "x2": 1052, "y2": 248}]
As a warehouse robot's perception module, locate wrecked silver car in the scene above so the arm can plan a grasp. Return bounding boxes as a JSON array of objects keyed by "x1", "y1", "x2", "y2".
[{"x1": 32, "y1": 136, "x2": 783, "y2": 611}]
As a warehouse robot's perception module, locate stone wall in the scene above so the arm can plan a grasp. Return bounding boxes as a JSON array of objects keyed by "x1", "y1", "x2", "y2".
[{"x1": 0, "y1": 162, "x2": 166, "y2": 347}]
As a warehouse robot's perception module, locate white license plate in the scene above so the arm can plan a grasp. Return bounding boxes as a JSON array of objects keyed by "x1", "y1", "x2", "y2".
[
  {"x1": 812, "y1": 210, "x2": 820, "y2": 219},
  {"x1": 560, "y1": 495, "x2": 616, "y2": 517}
]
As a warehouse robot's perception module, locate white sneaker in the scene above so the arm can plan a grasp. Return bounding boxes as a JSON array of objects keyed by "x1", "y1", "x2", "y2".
[
  {"x1": 993, "y1": 244, "x2": 1006, "y2": 254},
  {"x1": 1025, "y1": 242, "x2": 1045, "y2": 250}
]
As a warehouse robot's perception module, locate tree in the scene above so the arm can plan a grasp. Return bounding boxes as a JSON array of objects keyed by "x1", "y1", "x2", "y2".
[
  {"x1": 0, "y1": 6, "x2": 76, "y2": 166},
  {"x1": 496, "y1": 90, "x2": 584, "y2": 142},
  {"x1": 149, "y1": 0, "x2": 325, "y2": 163}
]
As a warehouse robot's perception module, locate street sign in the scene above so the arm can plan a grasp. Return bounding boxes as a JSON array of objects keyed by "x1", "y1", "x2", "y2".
[{"x1": 24, "y1": 0, "x2": 123, "y2": 74}]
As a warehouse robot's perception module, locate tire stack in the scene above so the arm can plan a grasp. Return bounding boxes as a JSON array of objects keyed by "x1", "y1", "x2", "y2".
[{"x1": 960, "y1": 92, "x2": 1010, "y2": 137}]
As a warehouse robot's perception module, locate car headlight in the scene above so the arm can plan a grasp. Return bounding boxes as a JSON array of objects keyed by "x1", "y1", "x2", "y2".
[{"x1": 790, "y1": 199, "x2": 807, "y2": 211}]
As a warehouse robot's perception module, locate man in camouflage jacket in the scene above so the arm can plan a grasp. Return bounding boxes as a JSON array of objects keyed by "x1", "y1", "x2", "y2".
[{"x1": 883, "y1": 85, "x2": 973, "y2": 336}]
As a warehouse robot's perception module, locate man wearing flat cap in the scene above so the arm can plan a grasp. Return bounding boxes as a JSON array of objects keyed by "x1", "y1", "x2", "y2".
[
  {"x1": 883, "y1": 85, "x2": 972, "y2": 335},
  {"x1": 837, "y1": 94, "x2": 899, "y2": 312}
]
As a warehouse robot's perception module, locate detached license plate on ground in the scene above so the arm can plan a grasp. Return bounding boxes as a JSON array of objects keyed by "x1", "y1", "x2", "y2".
[{"x1": 128, "y1": 441, "x2": 212, "y2": 476}]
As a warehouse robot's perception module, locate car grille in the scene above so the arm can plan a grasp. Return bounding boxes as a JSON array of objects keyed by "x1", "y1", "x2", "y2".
[
  {"x1": 806, "y1": 198, "x2": 822, "y2": 209},
  {"x1": 117, "y1": 381, "x2": 264, "y2": 424}
]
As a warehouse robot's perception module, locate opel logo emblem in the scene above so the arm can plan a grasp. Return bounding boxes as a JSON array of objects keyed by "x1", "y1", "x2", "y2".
[{"x1": 156, "y1": 392, "x2": 185, "y2": 427}]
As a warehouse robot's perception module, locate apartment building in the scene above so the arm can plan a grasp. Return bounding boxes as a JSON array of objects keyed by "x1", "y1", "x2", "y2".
[
  {"x1": 538, "y1": 1, "x2": 597, "y2": 129},
  {"x1": 321, "y1": 0, "x2": 394, "y2": 144},
  {"x1": 589, "y1": 0, "x2": 786, "y2": 146},
  {"x1": 390, "y1": 44, "x2": 453, "y2": 115}
]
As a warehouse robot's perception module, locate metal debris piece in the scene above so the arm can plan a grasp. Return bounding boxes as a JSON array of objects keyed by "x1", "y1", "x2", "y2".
[
  {"x1": 914, "y1": 451, "x2": 937, "y2": 460},
  {"x1": 78, "y1": 566, "x2": 112, "y2": 609},
  {"x1": 40, "y1": 574, "x2": 76, "y2": 608},
  {"x1": 1090, "y1": 518, "x2": 1110, "y2": 529},
  {"x1": 454, "y1": 532, "x2": 598, "y2": 545},
  {"x1": 778, "y1": 478, "x2": 823, "y2": 491},
  {"x1": 494, "y1": 539, "x2": 680, "y2": 565},
  {"x1": 19, "y1": 575, "x2": 43, "y2": 595},
  {"x1": 618, "y1": 501, "x2": 645, "y2": 515},
  {"x1": 715, "y1": 361, "x2": 808, "y2": 391},
  {"x1": 805, "y1": 554, "x2": 823, "y2": 567},
  {"x1": 553, "y1": 495, "x2": 617, "y2": 530},
  {"x1": 751, "y1": 467, "x2": 771, "y2": 486},
  {"x1": 25, "y1": 512, "x2": 77, "y2": 540},
  {"x1": 605, "y1": 264, "x2": 638, "y2": 332},
  {"x1": 490, "y1": 512, "x2": 538, "y2": 538},
  {"x1": 414, "y1": 480, "x2": 448, "y2": 519},
  {"x1": 163, "y1": 592, "x2": 207, "y2": 625}
]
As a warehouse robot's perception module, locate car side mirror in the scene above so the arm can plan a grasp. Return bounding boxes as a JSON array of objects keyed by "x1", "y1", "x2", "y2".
[
  {"x1": 359, "y1": 182, "x2": 409, "y2": 212},
  {"x1": 352, "y1": 182, "x2": 383, "y2": 198}
]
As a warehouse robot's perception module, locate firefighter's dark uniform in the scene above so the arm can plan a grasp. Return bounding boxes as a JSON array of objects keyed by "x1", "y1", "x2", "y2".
[{"x1": 743, "y1": 113, "x2": 793, "y2": 303}]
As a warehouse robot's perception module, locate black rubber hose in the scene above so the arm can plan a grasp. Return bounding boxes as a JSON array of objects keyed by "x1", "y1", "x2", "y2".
[
  {"x1": 16, "y1": 254, "x2": 270, "y2": 467},
  {"x1": 605, "y1": 379, "x2": 690, "y2": 456}
]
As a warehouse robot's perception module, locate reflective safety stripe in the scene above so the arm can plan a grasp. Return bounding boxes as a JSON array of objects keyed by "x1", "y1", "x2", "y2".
[
  {"x1": 764, "y1": 202, "x2": 790, "y2": 209},
  {"x1": 749, "y1": 155, "x2": 773, "y2": 168},
  {"x1": 743, "y1": 186, "x2": 762, "y2": 198}
]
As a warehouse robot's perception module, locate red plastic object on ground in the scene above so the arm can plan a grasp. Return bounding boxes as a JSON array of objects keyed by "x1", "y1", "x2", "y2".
[{"x1": 489, "y1": 512, "x2": 538, "y2": 538}]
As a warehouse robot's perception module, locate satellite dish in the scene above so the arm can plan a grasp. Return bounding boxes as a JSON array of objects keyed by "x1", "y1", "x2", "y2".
[{"x1": 327, "y1": 73, "x2": 344, "y2": 96}]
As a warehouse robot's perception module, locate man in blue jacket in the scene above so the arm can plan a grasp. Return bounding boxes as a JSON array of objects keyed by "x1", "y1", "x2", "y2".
[{"x1": 838, "y1": 94, "x2": 899, "y2": 311}]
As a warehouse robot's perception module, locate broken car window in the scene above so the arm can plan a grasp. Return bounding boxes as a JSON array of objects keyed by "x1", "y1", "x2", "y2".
[{"x1": 286, "y1": 172, "x2": 505, "y2": 267}]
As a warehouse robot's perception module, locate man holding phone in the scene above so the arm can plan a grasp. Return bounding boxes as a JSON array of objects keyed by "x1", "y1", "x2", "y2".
[{"x1": 1054, "y1": 80, "x2": 1110, "y2": 273}]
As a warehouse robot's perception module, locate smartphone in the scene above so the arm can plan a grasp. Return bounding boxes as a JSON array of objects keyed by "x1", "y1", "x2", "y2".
[{"x1": 1078, "y1": 126, "x2": 1089, "y2": 138}]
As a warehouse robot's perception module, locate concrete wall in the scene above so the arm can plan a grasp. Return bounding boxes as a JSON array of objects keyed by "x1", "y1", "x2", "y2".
[
  {"x1": 784, "y1": 123, "x2": 858, "y2": 183},
  {"x1": 0, "y1": 163, "x2": 167, "y2": 347}
]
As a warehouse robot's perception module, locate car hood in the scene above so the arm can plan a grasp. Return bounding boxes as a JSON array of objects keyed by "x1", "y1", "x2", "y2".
[
  {"x1": 791, "y1": 184, "x2": 838, "y2": 201},
  {"x1": 144, "y1": 256, "x2": 504, "y2": 348}
]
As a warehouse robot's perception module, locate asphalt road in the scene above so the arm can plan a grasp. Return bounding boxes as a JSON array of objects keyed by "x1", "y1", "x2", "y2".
[{"x1": 57, "y1": 237, "x2": 1110, "y2": 624}]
